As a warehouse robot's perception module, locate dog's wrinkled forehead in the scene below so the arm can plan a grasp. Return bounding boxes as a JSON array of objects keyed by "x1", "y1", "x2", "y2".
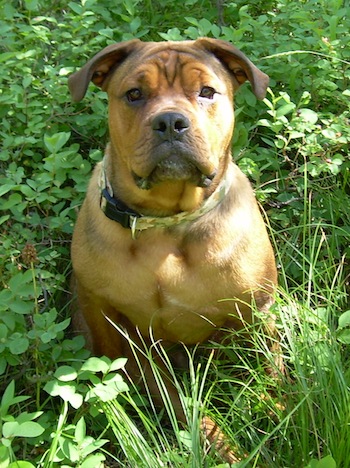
[
  {"x1": 139, "y1": 49, "x2": 193, "y2": 86},
  {"x1": 114, "y1": 47, "x2": 230, "y2": 94},
  {"x1": 68, "y1": 38, "x2": 269, "y2": 102}
]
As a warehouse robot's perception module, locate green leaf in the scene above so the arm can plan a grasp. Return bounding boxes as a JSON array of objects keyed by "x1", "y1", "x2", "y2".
[
  {"x1": 9, "y1": 336, "x2": 29, "y2": 355},
  {"x1": 0, "y1": 215, "x2": 10, "y2": 225},
  {"x1": 109, "y1": 357, "x2": 127, "y2": 372},
  {"x1": 198, "y1": 18, "x2": 213, "y2": 35},
  {"x1": 0, "y1": 323, "x2": 8, "y2": 341},
  {"x1": 68, "y1": 392, "x2": 84, "y2": 409},
  {"x1": 337, "y1": 310, "x2": 350, "y2": 329},
  {"x1": 8, "y1": 300, "x2": 33, "y2": 315},
  {"x1": 54, "y1": 365, "x2": 78, "y2": 382},
  {"x1": 1, "y1": 381, "x2": 29, "y2": 417},
  {"x1": 258, "y1": 118, "x2": 272, "y2": 128},
  {"x1": 298, "y1": 108, "x2": 318, "y2": 125},
  {"x1": 0, "y1": 376, "x2": 14, "y2": 410},
  {"x1": 16, "y1": 411, "x2": 43, "y2": 424},
  {"x1": 276, "y1": 102, "x2": 295, "y2": 117},
  {"x1": 80, "y1": 453, "x2": 106, "y2": 468},
  {"x1": 44, "y1": 132, "x2": 71, "y2": 154},
  {"x1": 0, "y1": 357, "x2": 7, "y2": 376},
  {"x1": 8, "y1": 271, "x2": 34, "y2": 294},
  {"x1": 306, "y1": 455, "x2": 337, "y2": 468},
  {"x1": 179, "y1": 430, "x2": 192, "y2": 449},
  {"x1": 80, "y1": 357, "x2": 110, "y2": 374},
  {"x1": 44, "y1": 380, "x2": 83, "y2": 408},
  {"x1": 0, "y1": 184, "x2": 15, "y2": 197},
  {"x1": 74, "y1": 416, "x2": 86, "y2": 443},
  {"x1": 8, "y1": 462, "x2": 36, "y2": 468},
  {"x1": 81, "y1": 439, "x2": 108, "y2": 458},
  {"x1": 59, "y1": 438, "x2": 79, "y2": 462},
  {"x1": 88, "y1": 383, "x2": 120, "y2": 402},
  {"x1": 44, "y1": 379, "x2": 63, "y2": 395},
  {"x1": 337, "y1": 329, "x2": 350, "y2": 344},
  {"x1": 0, "y1": 445, "x2": 10, "y2": 466},
  {"x1": 3, "y1": 421, "x2": 44, "y2": 438},
  {"x1": 24, "y1": 0, "x2": 39, "y2": 11}
]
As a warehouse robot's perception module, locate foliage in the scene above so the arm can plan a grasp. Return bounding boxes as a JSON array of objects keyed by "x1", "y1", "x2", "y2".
[{"x1": 0, "y1": 0, "x2": 349, "y2": 466}]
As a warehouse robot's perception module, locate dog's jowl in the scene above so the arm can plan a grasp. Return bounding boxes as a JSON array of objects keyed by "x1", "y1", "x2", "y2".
[{"x1": 68, "y1": 38, "x2": 279, "y2": 421}]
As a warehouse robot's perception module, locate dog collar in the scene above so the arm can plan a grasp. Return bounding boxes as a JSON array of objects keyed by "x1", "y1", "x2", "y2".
[{"x1": 99, "y1": 158, "x2": 230, "y2": 239}]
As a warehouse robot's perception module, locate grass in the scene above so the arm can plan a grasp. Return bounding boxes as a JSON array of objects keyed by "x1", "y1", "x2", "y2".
[
  {"x1": 1, "y1": 2, "x2": 349, "y2": 466},
  {"x1": 86, "y1": 203, "x2": 349, "y2": 468}
]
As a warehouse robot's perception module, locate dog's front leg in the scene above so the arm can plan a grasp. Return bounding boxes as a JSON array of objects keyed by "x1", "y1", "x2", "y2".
[{"x1": 71, "y1": 277, "x2": 124, "y2": 357}]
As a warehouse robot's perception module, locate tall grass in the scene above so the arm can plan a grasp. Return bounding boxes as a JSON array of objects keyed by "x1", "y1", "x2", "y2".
[{"x1": 94, "y1": 200, "x2": 349, "y2": 467}]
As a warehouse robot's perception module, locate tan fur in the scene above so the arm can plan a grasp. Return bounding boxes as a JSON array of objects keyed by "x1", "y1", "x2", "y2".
[{"x1": 68, "y1": 39, "x2": 278, "y2": 429}]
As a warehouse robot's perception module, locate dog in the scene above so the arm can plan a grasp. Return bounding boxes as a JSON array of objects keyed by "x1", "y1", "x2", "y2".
[{"x1": 68, "y1": 38, "x2": 278, "y2": 438}]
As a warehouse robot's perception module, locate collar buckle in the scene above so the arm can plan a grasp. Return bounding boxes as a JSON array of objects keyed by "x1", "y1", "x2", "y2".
[{"x1": 101, "y1": 187, "x2": 140, "y2": 229}]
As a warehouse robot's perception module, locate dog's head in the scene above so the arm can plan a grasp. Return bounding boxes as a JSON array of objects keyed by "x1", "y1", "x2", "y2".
[{"x1": 69, "y1": 38, "x2": 268, "y2": 213}]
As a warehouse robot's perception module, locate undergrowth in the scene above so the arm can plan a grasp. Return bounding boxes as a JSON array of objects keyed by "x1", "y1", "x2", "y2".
[{"x1": 0, "y1": 0, "x2": 349, "y2": 467}]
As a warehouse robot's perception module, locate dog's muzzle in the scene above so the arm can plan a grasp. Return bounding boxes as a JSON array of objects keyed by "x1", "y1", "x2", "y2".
[
  {"x1": 133, "y1": 111, "x2": 216, "y2": 190},
  {"x1": 133, "y1": 157, "x2": 217, "y2": 190}
]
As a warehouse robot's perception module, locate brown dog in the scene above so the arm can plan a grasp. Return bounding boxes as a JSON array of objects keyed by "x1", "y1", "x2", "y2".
[{"x1": 68, "y1": 38, "x2": 277, "y2": 423}]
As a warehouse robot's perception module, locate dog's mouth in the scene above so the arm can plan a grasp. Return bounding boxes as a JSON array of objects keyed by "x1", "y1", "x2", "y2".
[{"x1": 132, "y1": 147, "x2": 216, "y2": 190}]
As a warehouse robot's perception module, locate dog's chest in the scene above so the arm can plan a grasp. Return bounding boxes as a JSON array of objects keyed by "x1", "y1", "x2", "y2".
[{"x1": 99, "y1": 235, "x2": 241, "y2": 343}]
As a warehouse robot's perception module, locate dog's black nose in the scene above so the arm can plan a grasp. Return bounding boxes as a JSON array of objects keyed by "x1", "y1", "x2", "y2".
[{"x1": 152, "y1": 112, "x2": 190, "y2": 141}]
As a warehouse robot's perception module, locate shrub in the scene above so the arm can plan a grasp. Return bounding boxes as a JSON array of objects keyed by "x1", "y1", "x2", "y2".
[{"x1": 0, "y1": 0, "x2": 349, "y2": 466}]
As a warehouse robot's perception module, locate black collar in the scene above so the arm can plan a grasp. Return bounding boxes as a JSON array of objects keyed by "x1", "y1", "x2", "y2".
[
  {"x1": 98, "y1": 157, "x2": 231, "y2": 238},
  {"x1": 101, "y1": 187, "x2": 140, "y2": 229}
]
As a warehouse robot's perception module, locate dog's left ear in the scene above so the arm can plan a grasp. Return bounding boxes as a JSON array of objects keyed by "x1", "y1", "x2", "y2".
[
  {"x1": 196, "y1": 38, "x2": 269, "y2": 99},
  {"x1": 68, "y1": 39, "x2": 142, "y2": 102}
]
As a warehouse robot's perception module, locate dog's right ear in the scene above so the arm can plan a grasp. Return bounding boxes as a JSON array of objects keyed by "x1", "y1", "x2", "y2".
[{"x1": 68, "y1": 39, "x2": 142, "y2": 102}]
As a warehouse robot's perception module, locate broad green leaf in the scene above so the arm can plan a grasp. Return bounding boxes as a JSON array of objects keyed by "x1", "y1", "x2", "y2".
[
  {"x1": 9, "y1": 336, "x2": 29, "y2": 355},
  {"x1": 8, "y1": 300, "x2": 33, "y2": 315},
  {"x1": 8, "y1": 271, "x2": 34, "y2": 294},
  {"x1": 0, "y1": 215, "x2": 10, "y2": 225},
  {"x1": 68, "y1": 392, "x2": 83, "y2": 409},
  {"x1": 109, "y1": 357, "x2": 127, "y2": 372},
  {"x1": 306, "y1": 455, "x2": 336, "y2": 468},
  {"x1": 16, "y1": 411, "x2": 43, "y2": 424},
  {"x1": 1, "y1": 386, "x2": 16, "y2": 410},
  {"x1": 276, "y1": 102, "x2": 295, "y2": 117},
  {"x1": 338, "y1": 310, "x2": 350, "y2": 329},
  {"x1": 54, "y1": 365, "x2": 78, "y2": 382},
  {"x1": 43, "y1": 380, "x2": 83, "y2": 408},
  {"x1": 3, "y1": 421, "x2": 44, "y2": 438},
  {"x1": 337, "y1": 329, "x2": 350, "y2": 344},
  {"x1": 23, "y1": 0, "x2": 39, "y2": 11},
  {"x1": 80, "y1": 357, "x2": 110, "y2": 374},
  {"x1": 44, "y1": 132, "x2": 71, "y2": 154},
  {"x1": 298, "y1": 108, "x2": 318, "y2": 124},
  {"x1": 80, "y1": 453, "x2": 106, "y2": 468},
  {"x1": 44, "y1": 380, "x2": 73, "y2": 397},
  {"x1": 0, "y1": 184, "x2": 14, "y2": 197},
  {"x1": 88, "y1": 383, "x2": 120, "y2": 402}
]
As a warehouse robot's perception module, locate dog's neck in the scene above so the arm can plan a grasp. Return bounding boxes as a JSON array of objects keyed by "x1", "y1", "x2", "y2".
[{"x1": 98, "y1": 156, "x2": 231, "y2": 239}]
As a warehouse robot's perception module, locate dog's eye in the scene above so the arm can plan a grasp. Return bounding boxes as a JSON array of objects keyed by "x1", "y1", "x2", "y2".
[
  {"x1": 126, "y1": 88, "x2": 143, "y2": 102},
  {"x1": 199, "y1": 86, "x2": 216, "y2": 99}
]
